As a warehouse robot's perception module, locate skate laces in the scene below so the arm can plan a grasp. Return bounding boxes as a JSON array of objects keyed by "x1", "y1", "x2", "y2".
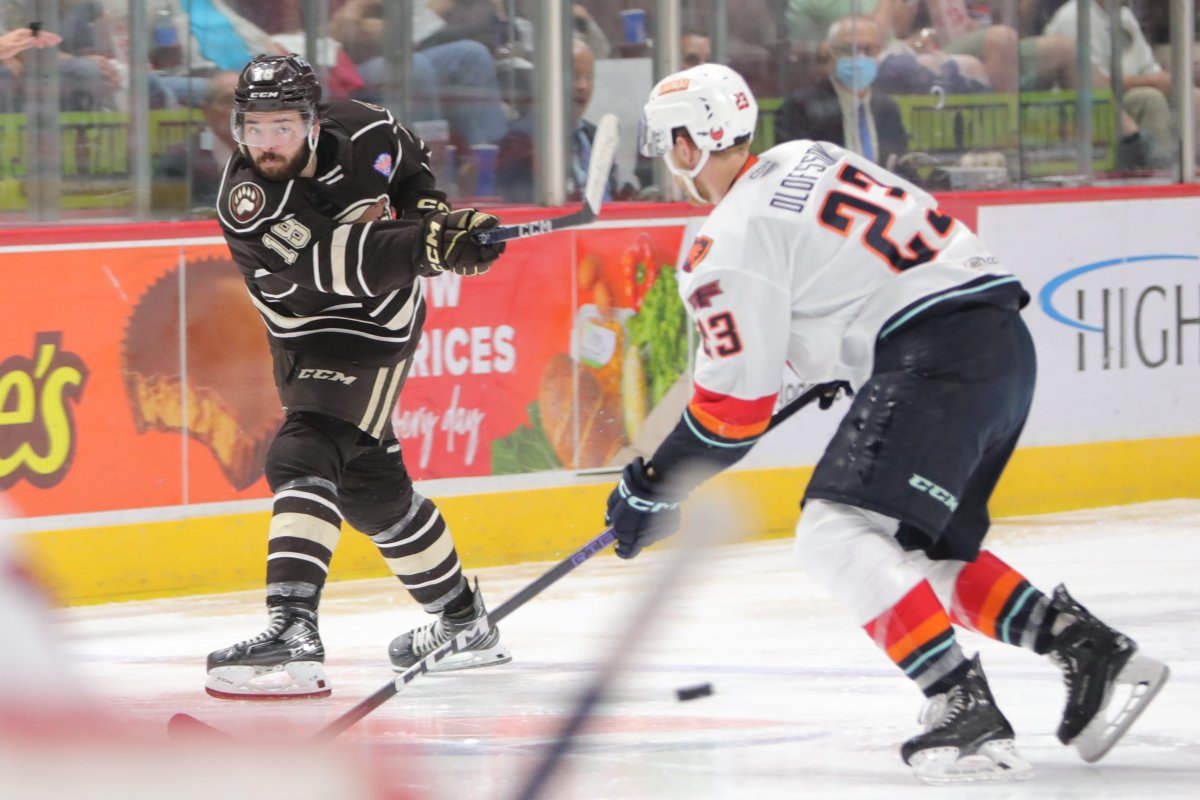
[
  {"x1": 232, "y1": 608, "x2": 290, "y2": 650},
  {"x1": 410, "y1": 617, "x2": 454, "y2": 656},
  {"x1": 916, "y1": 681, "x2": 974, "y2": 734},
  {"x1": 233, "y1": 607, "x2": 316, "y2": 651},
  {"x1": 917, "y1": 689, "x2": 964, "y2": 731}
]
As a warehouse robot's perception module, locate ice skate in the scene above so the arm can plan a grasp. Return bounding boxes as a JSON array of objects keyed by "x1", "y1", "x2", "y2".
[
  {"x1": 901, "y1": 655, "x2": 1033, "y2": 785},
  {"x1": 389, "y1": 582, "x2": 511, "y2": 673},
  {"x1": 1047, "y1": 585, "x2": 1169, "y2": 762},
  {"x1": 206, "y1": 603, "x2": 330, "y2": 700}
]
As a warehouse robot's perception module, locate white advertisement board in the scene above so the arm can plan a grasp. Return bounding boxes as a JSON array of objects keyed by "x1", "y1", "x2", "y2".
[
  {"x1": 980, "y1": 197, "x2": 1200, "y2": 446},
  {"x1": 723, "y1": 194, "x2": 1200, "y2": 469}
]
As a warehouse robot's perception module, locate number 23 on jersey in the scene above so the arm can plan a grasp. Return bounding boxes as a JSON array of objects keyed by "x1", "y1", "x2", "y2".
[{"x1": 818, "y1": 163, "x2": 956, "y2": 272}]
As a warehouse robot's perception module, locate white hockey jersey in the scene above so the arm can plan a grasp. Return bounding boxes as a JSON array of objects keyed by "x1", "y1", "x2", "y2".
[{"x1": 677, "y1": 139, "x2": 1022, "y2": 440}]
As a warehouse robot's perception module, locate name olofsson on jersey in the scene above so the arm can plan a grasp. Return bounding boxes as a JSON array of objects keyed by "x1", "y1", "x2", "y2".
[{"x1": 768, "y1": 143, "x2": 838, "y2": 214}]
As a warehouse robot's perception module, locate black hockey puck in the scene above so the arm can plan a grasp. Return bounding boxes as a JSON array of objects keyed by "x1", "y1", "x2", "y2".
[{"x1": 675, "y1": 682, "x2": 713, "y2": 701}]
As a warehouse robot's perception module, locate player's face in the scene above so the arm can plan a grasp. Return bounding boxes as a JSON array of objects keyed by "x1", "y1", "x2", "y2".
[{"x1": 237, "y1": 111, "x2": 314, "y2": 181}]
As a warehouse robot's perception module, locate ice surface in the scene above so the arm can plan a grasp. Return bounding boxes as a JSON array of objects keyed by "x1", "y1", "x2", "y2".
[{"x1": 44, "y1": 500, "x2": 1200, "y2": 798}]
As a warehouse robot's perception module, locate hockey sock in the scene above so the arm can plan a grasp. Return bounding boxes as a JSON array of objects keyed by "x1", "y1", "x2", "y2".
[
  {"x1": 371, "y1": 495, "x2": 467, "y2": 611},
  {"x1": 951, "y1": 550, "x2": 1060, "y2": 654},
  {"x1": 266, "y1": 478, "x2": 342, "y2": 605},
  {"x1": 865, "y1": 580, "x2": 970, "y2": 697},
  {"x1": 442, "y1": 581, "x2": 476, "y2": 620}
]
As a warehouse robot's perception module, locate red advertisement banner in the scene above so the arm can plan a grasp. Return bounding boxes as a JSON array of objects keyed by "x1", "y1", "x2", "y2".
[{"x1": 0, "y1": 224, "x2": 685, "y2": 520}]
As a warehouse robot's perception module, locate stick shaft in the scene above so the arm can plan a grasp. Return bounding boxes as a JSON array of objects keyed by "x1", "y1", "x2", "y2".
[
  {"x1": 311, "y1": 385, "x2": 833, "y2": 739},
  {"x1": 313, "y1": 529, "x2": 616, "y2": 740},
  {"x1": 472, "y1": 206, "x2": 594, "y2": 245}
]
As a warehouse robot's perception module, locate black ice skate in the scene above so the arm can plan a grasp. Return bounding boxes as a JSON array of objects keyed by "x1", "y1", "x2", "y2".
[
  {"x1": 1047, "y1": 584, "x2": 1169, "y2": 762},
  {"x1": 205, "y1": 603, "x2": 330, "y2": 700},
  {"x1": 901, "y1": 655, "x2": 1032, "y2": 785},
  {"x1": 389, "y1": 582, "x2": 511, "y2": 673}
]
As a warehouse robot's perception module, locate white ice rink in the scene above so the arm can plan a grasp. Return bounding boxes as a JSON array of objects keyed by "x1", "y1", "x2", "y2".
[{"x1": 47, "y1": 499, "x2": 1200, "y2": 799}]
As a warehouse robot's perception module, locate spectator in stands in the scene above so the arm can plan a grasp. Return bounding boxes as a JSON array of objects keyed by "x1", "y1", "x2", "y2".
[
  {"x1": 136, "y1": 0, "x2": 278, "y2": 106},
  {"x1": 568, "y1": 3, "x2": 612, "y2": 59},
  {"x1": 787, "y1": 0, "x2": 903, "y2": 46},
  {"x1": 1044, "y1": 0, "x2": 1197, "y2": 164},
  {"x1": 577, "y1": 1, "x2": 781, "y2": 93},
  {"x1": 494, "y1": 3, "x2": 611, "y2": 59},
  {"x1": 154, "y1": 70, "x2": 239, "y2": 214},
  {"x1": 0, "y1": 24, "x2": 61, "y2": 60},
  {"x1": 876, "y1": 23, "x2": 992, "y2": 94},
  {"x1": 0, "y1": 25, "x2": 62, "y2": 112},
  {"x1": 496, "y1": 37, "x2": 619, "y2": 203},
  {"x1": 229, "y1": 0, "x2": 365, "y2": 100},
  {"x1": 330, "y1": 0, "x2": 509, "y2": 147},
  {"x1": 682, "y1": 29, "x2": 712, "y2": 67},
  {"x1": 777, "y1": 15, "x2": 911, "y2": 174}
]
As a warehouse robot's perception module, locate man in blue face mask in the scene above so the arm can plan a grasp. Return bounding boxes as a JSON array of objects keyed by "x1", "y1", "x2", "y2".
[{"x1": 776, "y1": 14, "x2": 911, "y2": 174}]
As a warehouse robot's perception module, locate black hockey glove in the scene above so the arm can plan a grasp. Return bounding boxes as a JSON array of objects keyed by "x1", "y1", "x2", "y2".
[
  {"x1": 605, "y1": 457, "x2": 685, "y2": 560},
  {"x1": 418, "y1": 208, "x2": 506, "y2": 277}
]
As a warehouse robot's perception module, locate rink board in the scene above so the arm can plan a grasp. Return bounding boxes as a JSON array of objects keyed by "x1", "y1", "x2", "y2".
[
  {"x1": 20, "y1": 434, "x2": 1200, "y2": 605},
  {"x1": 3, "y1": 187, "x2": 1199, "y2": 604}
]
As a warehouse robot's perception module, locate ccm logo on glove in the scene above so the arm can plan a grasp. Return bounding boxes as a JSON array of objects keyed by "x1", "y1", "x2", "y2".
[
  {"x1": 605, "y1": 457, "x2": 686, "y2": 559},
  {"x1": 419, "y1": 208, "x2": 506, "y2": 277},
  {"x1": 620, "y1": 489, "x2": 680, "y2": 514}
]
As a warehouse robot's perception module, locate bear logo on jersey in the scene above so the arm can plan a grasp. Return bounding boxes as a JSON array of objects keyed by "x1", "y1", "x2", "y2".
[{"x1": 229, "y1": 182, "x2": 266, "y2": 224}]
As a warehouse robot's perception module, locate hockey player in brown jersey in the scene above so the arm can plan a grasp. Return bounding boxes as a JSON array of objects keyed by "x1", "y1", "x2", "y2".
[
  {"x1": 205, "y1": 54, "x2": 509, "y2": 700},
  {"x1": 604, "y1": 63, "x2": 1169, "y2": 783}
]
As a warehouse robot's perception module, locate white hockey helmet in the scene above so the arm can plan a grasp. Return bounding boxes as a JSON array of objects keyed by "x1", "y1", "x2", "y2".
[{"x1": 637, "y1": 64, "x2": 758, "y2": 159}]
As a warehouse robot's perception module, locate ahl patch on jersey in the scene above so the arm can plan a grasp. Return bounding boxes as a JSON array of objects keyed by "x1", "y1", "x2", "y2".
[
  {"x1": 229, "y1": 182, "x2": 266, "y2": 224},
  {"x1": 682, "y1": 236, "x2": 713, "y2": 273},
  {"x1": 373, "y1": 152, "x2": 394, "y2": 177}
]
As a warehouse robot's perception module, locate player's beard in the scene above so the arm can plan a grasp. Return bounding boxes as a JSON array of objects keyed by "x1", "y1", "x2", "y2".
[{"x1": 250, "y1": 144, "x2": 311, "y2": 181}]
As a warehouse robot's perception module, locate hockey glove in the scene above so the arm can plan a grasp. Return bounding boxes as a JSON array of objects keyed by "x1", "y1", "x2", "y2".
[
  {"x1": 419, "y1": 208, "x2": 506, "y2": 277},
  {"x1": 605, "y1": 457, "x2": 684, "y2": 560}
]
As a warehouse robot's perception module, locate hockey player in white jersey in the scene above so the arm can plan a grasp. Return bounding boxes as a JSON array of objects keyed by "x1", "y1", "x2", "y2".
[{"x1": 605, "y1": 63, "x2": 1168, "y2": 784}]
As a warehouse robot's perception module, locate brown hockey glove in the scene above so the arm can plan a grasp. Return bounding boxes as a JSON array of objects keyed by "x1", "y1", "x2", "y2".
[{"x1": 418, "y1": 208, "x2": 506, "y2": 277}]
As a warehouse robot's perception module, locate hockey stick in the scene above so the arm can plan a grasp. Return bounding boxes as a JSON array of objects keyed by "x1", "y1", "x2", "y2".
[
  {"x1": 166, "y1": 381, "x2": 843, "y2": 741},
  {"x1": 472, "y1": 113, "x2": 618, "y2": 246}
]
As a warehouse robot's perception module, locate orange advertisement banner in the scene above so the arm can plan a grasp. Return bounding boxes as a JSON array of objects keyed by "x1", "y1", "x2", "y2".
[{"x1": 0, "y1": 223, "x2": 685, "y2": 521}]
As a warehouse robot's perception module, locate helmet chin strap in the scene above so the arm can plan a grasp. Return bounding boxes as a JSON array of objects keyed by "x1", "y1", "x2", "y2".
[{"x1": 666, "y1": 148, "x2": 712, "y2": 205}]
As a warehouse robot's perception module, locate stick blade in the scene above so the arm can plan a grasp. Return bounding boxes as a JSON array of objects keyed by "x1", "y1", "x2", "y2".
[{"x1": 583, "y1": 113, "x2": 620, "y2": 217}]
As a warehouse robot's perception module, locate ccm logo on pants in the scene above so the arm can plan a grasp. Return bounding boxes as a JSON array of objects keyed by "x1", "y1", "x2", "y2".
[
  {"x1": 297, "y1": 368, "x2": 357, "y2": 385},
  {"x1": 908, "y1": 474, "x2": 959, "y2": 512}
]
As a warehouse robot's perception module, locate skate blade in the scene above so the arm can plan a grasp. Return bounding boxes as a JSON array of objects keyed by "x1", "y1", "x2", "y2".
[
  {"x1": 1073, "y1": 655, "x2": 1169, "y2": 763},
  {"x1": 909, "y1": 740, "x2": 1034, "y2": 785},
  {"x1": 206, "y1": 661, "x2": 331, "y2": 700},
  {"x1": 397, "y1": 645, "x2": 513, "y2": 675}
]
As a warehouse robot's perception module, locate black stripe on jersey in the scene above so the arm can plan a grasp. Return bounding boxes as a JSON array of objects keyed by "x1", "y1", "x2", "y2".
[
  {"x1": 307, "y1": 222, "x2": 375, "y2": 297},
  {"x1": 247, "y1": 285, "x2": 424, "y2": 346}
]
